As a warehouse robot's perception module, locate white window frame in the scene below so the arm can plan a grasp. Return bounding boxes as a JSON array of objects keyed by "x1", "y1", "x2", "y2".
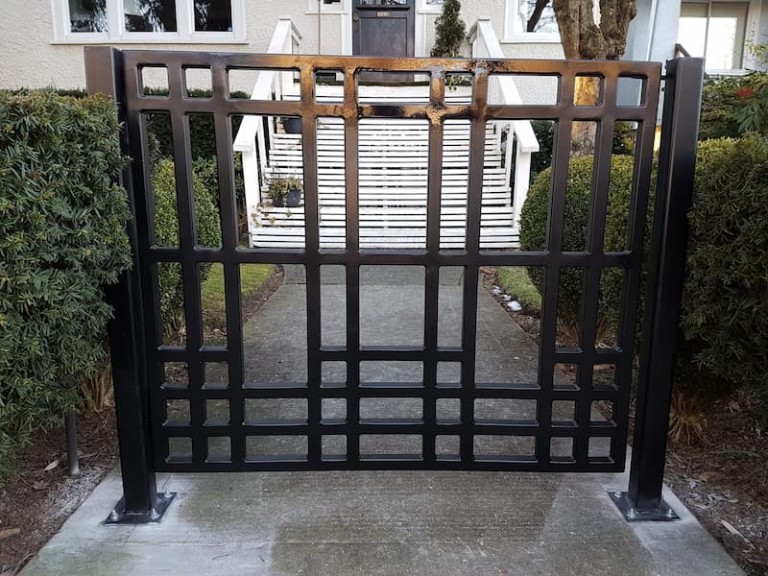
[
  {"x1": 417, "y1": 0, "x2": 444, "y2": 15},
  {"x1": 503, "y1": 0, "x2": 560, "y2": 43},
  {"x1": 306, "y1": 0, "x2": 350, "y2": 15},
  {"x1": 51, "y1": 0, "x2": 246, "y2": 44}
]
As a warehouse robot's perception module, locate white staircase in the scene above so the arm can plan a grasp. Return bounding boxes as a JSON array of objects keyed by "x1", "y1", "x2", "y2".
[{"x1": 253, "y1": 117, "x2": 519, "y2": 249}]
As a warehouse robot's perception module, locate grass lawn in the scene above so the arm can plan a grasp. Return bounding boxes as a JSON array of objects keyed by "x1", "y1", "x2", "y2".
[
  {"x1": 496, "y1": 267, "x2": 542, "y2": 312},
  {"x1": 201, "y1": 263, "x2": 275, "y2": 330}
]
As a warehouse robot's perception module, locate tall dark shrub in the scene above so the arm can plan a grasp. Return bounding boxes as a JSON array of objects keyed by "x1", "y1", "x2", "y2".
[
  {"x1": 0, "y1": 91, "x2": 131, "y2": 481},
  {"x1": 431, "y1": 0, "x2": 466, "y2": 58},
  {"x1": 682, "y1": 136, "x2": 768, "y2": 395}
]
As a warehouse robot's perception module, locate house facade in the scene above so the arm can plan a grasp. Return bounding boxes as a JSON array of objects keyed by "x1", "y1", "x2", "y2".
[{"x1": 1, "y1": 1, "x2": 766, "y2": 93}]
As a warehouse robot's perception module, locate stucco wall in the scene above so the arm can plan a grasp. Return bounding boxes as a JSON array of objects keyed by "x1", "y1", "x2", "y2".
[
  {"x1": 0, "y1": 0, "x2": 568, "y2": 90},
  {"x1": 0, "y1": 0, "x2": 345, "y2": 90}
]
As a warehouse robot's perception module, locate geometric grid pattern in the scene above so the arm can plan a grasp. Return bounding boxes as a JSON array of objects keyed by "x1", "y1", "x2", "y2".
[{"x1": 120, "y1": 52, "x2": 661, "y2": 472}]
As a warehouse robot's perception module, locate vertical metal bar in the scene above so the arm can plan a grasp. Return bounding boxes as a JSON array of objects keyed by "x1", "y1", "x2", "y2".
[
  {"x1": 536, "y1": 71, "x2": 574, "y2": 466},
  {"x1": 612, "y1": 68, "x2": 662, "y2": 470},
  {"x1": 65, "y1": 412, "x2": 80, "y2": 477},
  {"x1": 576, "y1": 75, "x2": 616, "y2": 464},
  {"x1": 344, "y1": 66, "x2": 361, "y2": 463},
  {"x1": 168, "y1": 63, "x2": 206, "y2": 467},
  {"x1": 212, "y1": 59, "x2": 245, "y2": 466},
  {"x1": 459, "y1": 67, "x2": 489, "y2": 463},
  {"x1": 85, "y1": 46, "x2": 174, "y2": 523},
  {"x1": 613, "y1": 57, "x2": 704, "y2": 522},
  {"x1": 301, "y1": 64, "x2": 323, "y2": 464},
  {"x1": 423, "y1": 69, "x2": 446, "y2": 463}
]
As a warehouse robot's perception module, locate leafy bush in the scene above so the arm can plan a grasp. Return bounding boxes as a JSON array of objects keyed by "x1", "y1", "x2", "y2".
[
  {"x1": 430, "y1": 0, "x2": 466, "y2": 58},
  {"x1": 144, "y1": 89, "x2": 247, "y2": 159},
  {"x1": 529, "y1": 120, "x2": 635, "y2": 177},
  {"x1": 0, "y1": 91, "x2": 131, "y2": 481},
  {"x1": 699, "y1": 77, "x2": 749, "y2": 140},
  {"x1": 152, "y1": 158, "x2": 222, "y2": 334},
  {"x1": 519, "y1": 155, "x2": 640, "y2": 327},
  {"x1": 682, "y1": 136, "x2": 768, "y2": 395}
]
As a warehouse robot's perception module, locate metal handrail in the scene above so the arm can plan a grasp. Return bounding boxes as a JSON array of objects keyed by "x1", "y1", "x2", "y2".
[{"x1": 233, "y1": 18, "x2": 302, "y2": 240}]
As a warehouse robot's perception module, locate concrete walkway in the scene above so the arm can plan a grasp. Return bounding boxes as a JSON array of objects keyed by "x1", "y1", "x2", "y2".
[{"x1": 20, "y1": 267, "x2": 744, "y2": 575}]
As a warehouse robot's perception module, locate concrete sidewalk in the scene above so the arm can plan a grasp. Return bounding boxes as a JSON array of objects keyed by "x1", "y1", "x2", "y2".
[{"x1": 20, "y1": 267, "x2": 745, "y2": 575}]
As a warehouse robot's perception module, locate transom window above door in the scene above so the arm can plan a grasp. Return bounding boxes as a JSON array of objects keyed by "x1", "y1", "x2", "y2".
[{"x1": 53, "y1": 0, "x2": 246, "y2": 43}]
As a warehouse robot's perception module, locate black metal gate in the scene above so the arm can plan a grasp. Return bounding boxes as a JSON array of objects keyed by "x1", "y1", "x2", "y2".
[{"x1": 85, "y1": 48, "x2": 703, "y2": 523}]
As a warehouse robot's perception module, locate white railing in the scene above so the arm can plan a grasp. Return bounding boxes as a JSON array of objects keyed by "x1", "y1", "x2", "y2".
[
  {"x1": 233, "y1": 18, "x2": 302, "y2": 241},
  {"x1": 469, "y1": 19, "x2": 540, "y2": 229}
]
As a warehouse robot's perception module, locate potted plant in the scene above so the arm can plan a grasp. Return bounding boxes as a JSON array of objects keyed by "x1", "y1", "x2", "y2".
[
  {"x1": 266, "y1": 175, "x2": 303, "y2": 208},
  {"x1": 280, "y1": 116, "x2": 302, "y2": 134}
]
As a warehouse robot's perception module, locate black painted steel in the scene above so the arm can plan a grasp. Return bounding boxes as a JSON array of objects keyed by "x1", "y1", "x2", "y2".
[
  {"x1": 87, "y1": 47, "x2": 703, "y2": 521},
  {"x1": 85, "y1": 46, "x2": 176, "y2": 523},
  {"x1": 619, "y1": 57, "x2": 705, "y2": 520}
]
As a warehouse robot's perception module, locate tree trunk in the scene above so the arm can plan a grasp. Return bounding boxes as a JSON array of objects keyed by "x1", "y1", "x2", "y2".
[{"x1": 551, "y1": 0, "x2": 637, "y2": 155}]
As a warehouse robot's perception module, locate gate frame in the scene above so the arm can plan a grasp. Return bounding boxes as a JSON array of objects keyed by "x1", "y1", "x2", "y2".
[{"x1": 85, "y1": 46, "x2": 703, "y2": 524}]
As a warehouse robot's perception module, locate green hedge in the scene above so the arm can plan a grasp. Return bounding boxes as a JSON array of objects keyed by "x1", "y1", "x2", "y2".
[
  {"x1": 681, "y1": 136, "x2": 768, "y2": 395},
  {"x1": 0, "y1": 91, "x2": 131, "y2": 481},
  {"x1": 152, "y1": 158, "x2": 222, "y2": 335},
  {"x1": 519, "y1": 155, "x2": 640, "y2": 326}
]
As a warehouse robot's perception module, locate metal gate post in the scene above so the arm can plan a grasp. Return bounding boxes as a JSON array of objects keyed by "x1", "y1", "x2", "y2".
[
  {"x1": 611, "y1": 57, "x2": 705, "y2": 521},
  {"x1": 85, "y1": 47, "x2": 175, "y2": 523}
]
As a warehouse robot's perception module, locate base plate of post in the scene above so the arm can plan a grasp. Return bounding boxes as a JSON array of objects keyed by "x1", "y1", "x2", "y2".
[
  {"x1": 105, "y1": 492, "x2": 176, "y2": 524},
  {"x1": 609, "y1": 491, "x2": 679, "y2": 522}
]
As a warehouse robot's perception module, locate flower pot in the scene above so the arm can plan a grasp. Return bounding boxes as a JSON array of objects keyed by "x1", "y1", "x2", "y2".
[
  {"x1": 282, "y1": 117, "x2": 302, "y2": 134},
  {"x1": 286, "y1": 187, "x2": 302, "y2": 208},
  {"x1": 271, "y1": 196, "x2": 285, "y2": 208}
]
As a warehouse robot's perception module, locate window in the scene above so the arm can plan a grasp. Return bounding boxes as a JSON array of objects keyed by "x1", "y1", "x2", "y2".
[
  {"x1": 306, "y1": 0, "x2": 348, "y2": 14},
  {"x1": 53, "y1": 0, "x2": 245, "y2": 42},
  {"x1": 505, "y1": 0, "x2": 559, "y2": 42},
  {"x1": 678, "y1": 2, "x2": 750, "y2": 71}
]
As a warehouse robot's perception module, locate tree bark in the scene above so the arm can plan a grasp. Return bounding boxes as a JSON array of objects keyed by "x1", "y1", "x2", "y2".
[{"x1": 551, "y1": 0, "x2": 637, "y2": 154}]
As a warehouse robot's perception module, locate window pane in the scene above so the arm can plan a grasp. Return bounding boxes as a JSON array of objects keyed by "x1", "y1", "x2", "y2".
[
  {"x1": 69, "y1": 0, "x2": 108, "y2": 32},
  {"x1": 124, "y1": 0, "x2": 177, "y2": 32},
  {"x1": 195, "y1": 0, "x2": 233, "y2": 32},
  {"x1": 524, "y1": 0, "x2": 558, "y2": 34},
  {"x1": 707, "y1": 3, "x2": 748, "y2": 69}
]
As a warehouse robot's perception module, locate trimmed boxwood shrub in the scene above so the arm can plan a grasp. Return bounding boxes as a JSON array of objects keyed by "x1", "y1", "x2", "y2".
[
  {"x1": 0, "y1": 91, "x2": 131, "y2": 481},
  {"x1": 151, "y1": 158, "x2": 222, "y2": 334},
  {"x1": 681, "y1": 136, "x2": 768, "y2": 395},
  {"x1": 519, "y1": 155, "x2": 641, "y2": 327}
]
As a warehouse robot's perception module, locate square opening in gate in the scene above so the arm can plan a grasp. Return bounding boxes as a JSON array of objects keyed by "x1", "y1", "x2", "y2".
[
  {"x1": 474, "y1": 399, "x2": 537, "y2": 424},
  {"x1": 359, "y1": 435, "x2": 421, "y2": 457},
  {"x1": 322, "y1": 435, "x2": 347, "y2": 460},
  {"x1": 207, "y1": 437, "x2": 231, "y2": 463},
  {"x1": 473, "y1": 435, "x2": 535, "y2": 459},
  {"x1": 162, "y1": 362, "x2": 188, "y2": 389},
  {"x1": 321, "y1": 265, "x2": 346, "y2": 347},
  {"x1": 242, "y1": 264, "x2": 307, "y2": 388},
  {"x1": 203, "y1": 362, "x2": 229, "y2": 390},
  {"x1": 165, "y1": 400, "x2": 190, "y2": 426},
  {"x1": 321, "y1": 398, "x2": 346, "y2": 423},
  {"x1": 360, "y1": 361, "x2": 423, "y2": 386},
  {"x1": 139, "y1": 65, "x2": 169, "y2": 96},
  {"x1": 359, "y1": 398, "x2": 422, "y2": 422},
  {"x1": 550, "y1": 437, "x2": 574, "y2": 461},
  {"x1": 246, "y1": 436, "x2": 308, "y2": 460},
  {"x1": 435, "y1": 435, "x2": 460, "y2": 458},
  {"x1": 167, "y1": 437, "x2": 192, "y2": 463},
  {"x1": 205, "y1": 400, "x2": 230, "y2": 426},
  {"x1": 437, "y1": 362, "x2": 461, "y2": 388},
  {"x1": 245, "y1": 398, "x2": 308, "y2": 424},
  {"x1": 436, "y1": 398, "x2": 460, "y2": 424},
  {"x1": 184, "y1": 66, "x2": 212, "y2": 97},
  {"x1": 359, "y1": 266, "x2": 426, "y2": 345}
]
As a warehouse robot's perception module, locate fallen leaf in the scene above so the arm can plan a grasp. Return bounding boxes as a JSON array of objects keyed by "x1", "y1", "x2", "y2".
[
  {"x1": 44, "y1": 459, "x2": 60, "y2": 472},
  {"x1": 721, "y1": 520, "x2": 740, "y2": 536},
  {"x1": 0, "y1": 528, "x2": 20, "y2": 540}
]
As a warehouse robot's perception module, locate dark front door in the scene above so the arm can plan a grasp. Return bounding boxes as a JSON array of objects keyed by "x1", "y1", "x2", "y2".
[{"x1": 353, "y1": 0, "x2": 415, "y2": 83}]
